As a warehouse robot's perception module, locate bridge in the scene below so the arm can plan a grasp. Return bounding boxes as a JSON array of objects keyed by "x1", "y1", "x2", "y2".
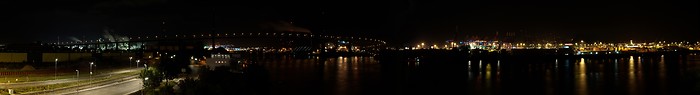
[{"x1": 46, "y1": 32, "x2": 386, "y2": 54}]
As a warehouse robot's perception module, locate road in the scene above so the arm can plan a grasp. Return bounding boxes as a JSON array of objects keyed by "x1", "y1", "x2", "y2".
[
  {"x1": 0, "y1": 68, "x2": 140, "y2": 88},
  {"x1": 57, "y1": 78, "x2": 142, "y2": 95}
]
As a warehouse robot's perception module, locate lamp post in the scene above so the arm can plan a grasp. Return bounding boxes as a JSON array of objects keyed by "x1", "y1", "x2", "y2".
[
  {"x1": 143, "y1": 77, "x2": 149, "y2": 95},
  {"x1": 136, "y1": 60, "x2": 141, "y2": 68},
  {"x1": 129, "y1": 57, "x2": 133, "y2": 68},
  {"x1": 90, "y1": 62, "x2": 94, "y2": 86},
  {"x1": 54, "y1": 58, "x2": 58, "y2": 80},
  {"x1": 75, "y1": 69, "x2": 79, "y2": 94},
  {"x1": 143, "y1": 64, "x2": 148, "y2": 95},
  {"x1": 75, "y1": 70, "x2": 79, "y2": 79}
]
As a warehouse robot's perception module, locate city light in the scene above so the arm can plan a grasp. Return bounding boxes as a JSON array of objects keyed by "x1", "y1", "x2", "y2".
[{"x1": 3, "y1": 2, "x2": 694, "y2": 95}]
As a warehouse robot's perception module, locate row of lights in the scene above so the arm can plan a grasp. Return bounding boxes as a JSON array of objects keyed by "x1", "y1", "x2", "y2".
[{"x1": 53, "y1": 33, "x2": 386, "y2": 45}]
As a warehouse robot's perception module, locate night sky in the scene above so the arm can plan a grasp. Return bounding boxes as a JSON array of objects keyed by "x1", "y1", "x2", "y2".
[{"x1": 2, "y1": 0, "x2": 698, "y2": 46}]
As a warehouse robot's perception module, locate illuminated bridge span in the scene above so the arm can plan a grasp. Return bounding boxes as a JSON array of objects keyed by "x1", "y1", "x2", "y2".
[{"x1": 47, "y1": 32, "x2": 386, "y2": 53}]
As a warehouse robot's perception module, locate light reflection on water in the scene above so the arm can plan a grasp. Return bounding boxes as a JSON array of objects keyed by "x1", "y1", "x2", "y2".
[
  {"x1": 576, "y1": 58, "x2": 587, "y2": 95},
  {"x1": 629, "y1": 56, "x2": 638, "y2": 95},
  {"x1": 252, "y1": 55, "x2": 699, "y2": 95}
]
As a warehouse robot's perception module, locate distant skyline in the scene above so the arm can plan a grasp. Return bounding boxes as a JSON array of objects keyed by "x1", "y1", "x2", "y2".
[{"x1": 2, "y1": 0, "x2": 698, "y2": 45}]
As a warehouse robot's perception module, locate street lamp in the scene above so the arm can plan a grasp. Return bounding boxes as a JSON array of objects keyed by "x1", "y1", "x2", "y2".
[
  {"x1": 90, "y1": 62, "x2": 94, "y2": 86},
  {"x1": 75, "y1": 69, "x2": 79, "y2": 94},
  {"x1": 54, "y1": 58, "x2": 58, "y2": 80},
  {"x1": 143, "y1": 77, "x2": 149, "y2": 95},
  {"x1": 136, "y1": 60, "x2": 141, "y2": 68},
  {"x1": 129, "y1": 57, "x2": 133, "y2": 68},
  {"x1": 142, "y1": 64, "x2": 148, "y2": 95},
  {"x1": 75, "y1": 70, "x2": 79, "y2": 79}
]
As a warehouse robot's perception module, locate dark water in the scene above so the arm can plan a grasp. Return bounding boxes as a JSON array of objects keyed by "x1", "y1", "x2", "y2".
[{"x1": 252, "y1": 55, "x2": 700, "y2": 95}]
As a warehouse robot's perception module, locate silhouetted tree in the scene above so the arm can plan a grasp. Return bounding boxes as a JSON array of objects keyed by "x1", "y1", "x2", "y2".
[{"x1": 140, "y1": 66, "x2": 164, "y2": 92}]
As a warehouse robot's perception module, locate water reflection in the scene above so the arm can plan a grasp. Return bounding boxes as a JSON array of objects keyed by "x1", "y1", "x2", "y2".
[
  {"x1": 629, "y1": 56, "x2": 638, "y2": 95},
  {"x1": 336, "y1": 57, "x2": 348, "y2": 95},
  {"x1": 576, "y1": 58, "x2": 588, "y2": 95},
  {"x1": 486, "y1": 63, "x2": 492, "y2": 88},
  {"x1": 468, "y1": 60, "x2": 472, "y2": 80},
  {"x1": 251, "y1": 55, "x2": 699, "y2": 95},
  {"x1": 659, "y1": 55, "x2": 667, "y2": 94}
]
